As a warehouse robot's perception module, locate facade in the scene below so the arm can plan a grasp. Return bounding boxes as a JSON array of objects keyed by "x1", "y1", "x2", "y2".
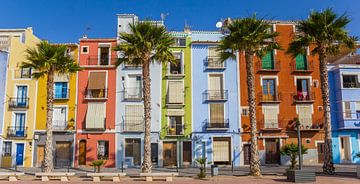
[
  {"x1": 75, "y1": 38, "x2": 117, "y2": 168},
  {"x1": 32, "y1": 44, "x2": 78, "y2": 168},
  {"x1": 0, "y1": 28, "x2": 40, "y2": 168},
  {"x1": 115, "y1": 14, "x2": 162, "y2": 168},
  {"x1": 191, "y1": 31, "x2": 241, "y2": 166},
  {"x1": 160, "y1": 31, "x2": 192, "y2": 167},
  {"x1": 238, "y1": 22, "x2": 325, "y2": 165},
  {"x1": 329, "y1": 54, "x2": 360, "y2": 164}
]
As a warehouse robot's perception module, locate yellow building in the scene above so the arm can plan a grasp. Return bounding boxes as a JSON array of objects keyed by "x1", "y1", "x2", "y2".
[
  {"x1": 0, "y1": 28, "x2": 40, "y2": 168},
  {"x1": 33, "y1": 44, "x2": 78, "y2": 168}
]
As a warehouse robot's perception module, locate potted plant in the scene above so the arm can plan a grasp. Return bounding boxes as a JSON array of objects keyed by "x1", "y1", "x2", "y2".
[
  {"x1": 89, "y1": 160, "x2": 106, "y2": 173},
  {"x1": 280, "y1": 143, "x2": 308, "y2": 170},
  {"x1": 356, "y1": 152, "x2": 360, "y2": 178},
  {"x1": 195, "y1": 157, "x2": 208, "y2": 179}
]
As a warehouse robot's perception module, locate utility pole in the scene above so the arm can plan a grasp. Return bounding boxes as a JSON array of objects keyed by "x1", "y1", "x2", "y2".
[{"x1": 295, "y1": 118, "x2": 303, "y2": 170}]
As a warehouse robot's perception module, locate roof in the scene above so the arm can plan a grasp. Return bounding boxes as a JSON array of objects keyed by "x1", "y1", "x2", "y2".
[{"x1": 331, "y1": 54, "x2": 360, "y2": 65}]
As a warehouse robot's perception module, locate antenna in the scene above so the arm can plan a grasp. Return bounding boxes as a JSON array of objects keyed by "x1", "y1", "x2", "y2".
[
  {"x1": 83, "y1": 27, "x2": 91, "y2": 39},
  {"x1": 161, "y1": 13, "x2": 169, "y2": 22},
  {"x1": 216, "y1": 21, "x2": 223, "y2": 29}
]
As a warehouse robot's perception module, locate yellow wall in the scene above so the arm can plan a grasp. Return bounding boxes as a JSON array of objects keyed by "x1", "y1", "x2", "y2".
[{"x1": 2, "y1": 28, "x2": 40, "y2": 167}]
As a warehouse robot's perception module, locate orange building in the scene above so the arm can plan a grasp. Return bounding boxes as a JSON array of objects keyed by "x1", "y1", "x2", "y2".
[
  {"x1": 75, "y1": 38, "x2": 117, "y2": 168},
  {"x1": 239, "y1": 21, "x2": 325, "y2": 165}
]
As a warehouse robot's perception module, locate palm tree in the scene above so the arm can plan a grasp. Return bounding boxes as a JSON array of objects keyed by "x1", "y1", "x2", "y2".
[
  {"x1": 287, "y1": 8, "x2": 358, "y2": 174},
  {"x1": 22, "y1": 41, "x2": 80, "y2": 172},
  {"x1": 114, "y1": 21, "x2": 175, "y2": 173},
  {"x1": 218, "y1": 15, "x2": 280, "y2": 176}
]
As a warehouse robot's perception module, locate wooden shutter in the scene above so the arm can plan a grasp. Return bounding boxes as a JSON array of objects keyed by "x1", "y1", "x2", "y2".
[
  {"x1": 296, "y1": 54, "x2": 307, "y2": 70},
  {"x1": 213, "y1": 140, "x2": 229, "y2": 162},
  {"x1": 210, "y1": 104, "x2": 224, "y2": 123},
  {"x1": 88, "y1": 72, "x2": 106, "y2": 89},
  {"x1": 262, "y1": 51, "x2": 274, "y2": 69},
  {"x1": 167, "y1": 81, "x2": 184, "y2": 104}
]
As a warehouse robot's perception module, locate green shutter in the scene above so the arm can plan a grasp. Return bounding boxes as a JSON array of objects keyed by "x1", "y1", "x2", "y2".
[
  {"x1": 262, "y1": 51, "x2": 274, "y2": 69},
  {"x1": 296, "y1": 54, "x2": 307, "y2": 70}
]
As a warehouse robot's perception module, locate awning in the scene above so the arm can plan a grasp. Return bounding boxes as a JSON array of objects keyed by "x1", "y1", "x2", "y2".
[
  {"x1": 54, "y1": 73, "x2": 69, "y2": 82},
  {"x1": 166, "y1": 109, "x2": 184, "y2": 116},
  {"x1": 88, "y1": 72, "x2": 106, "y2": 89},
  {"x1": 86, "y1": 102, "x2": 106, "y2": 129}
]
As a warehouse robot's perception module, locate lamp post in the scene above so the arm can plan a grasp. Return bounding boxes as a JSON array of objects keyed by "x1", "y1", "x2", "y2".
[{"x1": 295, "y1": 118, "x2": 303, "y2": 170}]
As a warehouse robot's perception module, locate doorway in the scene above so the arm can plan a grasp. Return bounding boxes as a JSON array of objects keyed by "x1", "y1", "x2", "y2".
[
  {"x1": 317, "y1": 142, "x2": 324, "y2": 163},
  {"x1": 163, "y1": 142, "x2": 177, "y2": 166},
  {"x1": 213, "y1": 137, "x2": 231, "y2": 165},
  {"x1": 182, "y1": 142, "x2": 192, "y2": 167},
  {"x1": 36, "y1": 145, "x2": 45, "y2": 167},
  {"x1": 340, "y1": 137, "x2": 351, "y2": 163},
  {"x1": 265, "y1": 139, "x2": 280, "y2": 164},
  {"x1": 15, "y1": 143, "x2": 24, "y2": 166},
  {"x1": 78, "y1": 140, "x2": 86, "y2": 165},
  {"x1": 55, "y1": 142, "x2": 71, "y2": 168},
  {"x1": 243, "y1": 144, "x2": 251, "y2": 165},
  {"x1": 125, "y1": 138, "x2": 141, "y2": 166}
]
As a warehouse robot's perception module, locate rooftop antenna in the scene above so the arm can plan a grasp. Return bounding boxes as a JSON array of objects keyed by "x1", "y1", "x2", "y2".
[
  {"x1": 184, "y1": 20, "x2": 191, "y2": 33},
  {"x1": 161, "y1": 13, "x2": 169, "y2": 22},
  {"x1": 83, "y1": 27, "x2": 91, "y2": 39}
]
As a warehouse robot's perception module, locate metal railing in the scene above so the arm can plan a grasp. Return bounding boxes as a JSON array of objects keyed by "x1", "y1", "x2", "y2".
[
  {"x1": 291, "y1": 60, "x2": 314, "y2": 72},
  {"x1": 54, "y1": 89, "x2": 70, "y2": 99},
  {"x1": 205, "y1": 56, "x2": 226, "y2": 69},
  {"x1": 86, "y1": 55, "x2": 117, "y2": 66},
  {"x1": 123, "y1": 88, "x2": 142, "y2": 100},
  {"x1": 205, "y1": 119, "x2": 230, "y2": 129},
  {"x1": 8, "y1": 97, "x2": 29, "y2": 109},
  {"x1": 167, "y1": 124, "x2": 184, "y2": 136},
  {"x1": 203, "y1": 90, "x2": 228, "y2": 101},
  {"x1": 7, "y1": 126, "x2": 28, "y2": 138},
  {"x1": 14, "y1": 68, "x2": 32, "y2": 79},
  {"x1": 255, "y1": 60, "x2": 280, "y2": 71},
  {"x1": 85, "y1": 88, "x2": 108, "y2": 99},
  {"x1": 52, "y1": 121, "x2": 68, "y2": 131},
  {"x1": 343, "y1": 82, "x2": 360, "y2": 88},
  {"x1": 292, "y1": 91, "x2": 315, "y2": 102},
  {"x1": 123, "y1": 116, "x2": 144, "y2": 132}
]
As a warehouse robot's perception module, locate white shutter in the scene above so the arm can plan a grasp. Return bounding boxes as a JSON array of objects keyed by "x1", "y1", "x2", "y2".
[
  {"x1": 297, "y1": 105, "x2": 312, "y2": 127},
  {"x1": 168, "y1": 81, "x2": 184, "y2": 104},
  {"x1": 125, "y1": 105, "x2": 144, "y2": 131},
  {"x1": 208, "y1": 47, "x2": 218, "y2": 57},
  {"x1": 86, "y1": 102, "x2": 106, "y2": 129},
  {"x1": 53, "y1": 107, "x2": 67, "y2": 127},
  {"x1": 54, "y1": 73, "x2": 69, "y2": 82},
  {"x1": 213, "y1": 140, "x2": 229, "y2": 162},
  {"x1": 262, "y1": 105, "x2": 279, "y2": 128},
  {"x1": 209, "y1": 74, "x2": 223, "y2": 91}
]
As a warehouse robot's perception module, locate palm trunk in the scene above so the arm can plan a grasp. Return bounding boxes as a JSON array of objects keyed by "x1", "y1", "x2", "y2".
[
  {"x1": 245, "y1": 52, "x2": 261, "y2": 176},
  {"x1": 319, "y1": 49, "x2": 335, "y2": 175},
  {"x1": 44, "y1": 71, "x2": 54, "y2": 172},
  {"x1": 142, "y1": 60, "x2": 152, "y2": 173}
]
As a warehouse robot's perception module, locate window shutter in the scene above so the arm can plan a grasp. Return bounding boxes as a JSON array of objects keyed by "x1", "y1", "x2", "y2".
[
  {"x1": 210, "y1": 104, "x2": 224, "y2": 123},
  {"x1": 343, "y1": 102, "x2": 351, "y2": 118},
  {"x1": 263, "y1": 105, "x2": 279, "y2": 128},
  {"x1": 88, "y1": 72, "x2": 106, "y2": 89},
  {"x1": 262, "y1": 51, "x2": 274, "y2": 69},
  {"x1": 297, "y1": 105, "x2": 312, "y2": 127},
  {"x1": 213, "y1": 140, "x2": 229, "y2": 162},
  {"x1": 167, "y1": 81, "x2": 184, "y2": 104},
  {"x1": 296, "y1": 54, "x2": 307, "y2": 70}
]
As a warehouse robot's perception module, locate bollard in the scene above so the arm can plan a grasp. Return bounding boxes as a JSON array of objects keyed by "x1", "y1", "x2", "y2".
[{"x1": 121, "y1": 162, "x2": 124, "y2": 173}]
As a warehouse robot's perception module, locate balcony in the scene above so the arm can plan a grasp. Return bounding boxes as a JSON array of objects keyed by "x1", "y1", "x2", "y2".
[
  {"x1": 54, "y1": 89, "x2": 70, "y2": 100},
  {"x1": 7, "y1": 126, "x2": 28, "y2": 138},
  {"x1": 255, "y1": 60, "x2": 280, "y2": 72},
  {"x1": 204, "y1": 56, "x2": 226, "y2": 70},
  {"x1": 205, "y1": 119, "x2": 230, "y2": 130},
  {"x1": 85, "y1": 118, "x2": 106, "y2": 131},
  {"x1": 203, "y1": 90, "x2": 228, "y2": 102},
  {"x1": 52, "y1": 121, "x2": 70, "y2": 131},
  {"x1": 292, "y1": 91, "x2": 315, "y2": 103},
  {"x1": 167, "y1": 124, "x2": 184, "y2": 136},
  {"x1": 259, "y1": 119, "x2": 283, "y2": 131},
  {"x1": 85, "y1": 55, "x2": 117, "y2": 66},
  {"x1": 123, "y1": 88, "x2": 142, "y2": 101},
  {"x1": 85, "y1": 88, "x2": 108, "y2": 100},
  {"x1": 291, "y1": 60, "x2": 314, "y2": 73},
  {"x1": 123, "y1": 116, "x2": 144, "y2": 132},
  {"x1": 8, "y1": 97, "x2": 29, "y2": 109},
  {"x1": 0, "y1": 36, "x2": 10, "y2": 50},
  {"x1": 257, "y1": 92, "x2": 281, "y2": 103},
  {"x1": 14, "y1": 68, "x2": 32, "y2": 79},
  {"x1": 299, "y1": 120, "x2": 322, "y2": 132},
  {"x1": 343, "y1": 82, "x2": 360, "y2": 88}
]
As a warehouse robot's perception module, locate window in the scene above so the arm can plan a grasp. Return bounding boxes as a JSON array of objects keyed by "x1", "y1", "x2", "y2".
[
  {"x1": 356, "y1": 102, "x2": 360, "y2": 119},
  {"x1": 208, "y1": 74, "x2": 224, "y2": 100},
  {"x1": 261, "y1": 51, "x2": 274, "y2": 69},
  {"x1": 297, "y1": 105, "x2": 312, "y2": 128},
  {"x1": 295, "y1": 54, "x2": 308, "y2": 70},
  {"x1": 168, "y1": 116, "x2": 183, "y2": 135},
  {"x1": 172, "y1": 38, "x2": 186, "y2": 47},
  {"x1": 296, "y1": 79, "x2": 310, "y2": 100},
  {"x1": 87, "y1": 72, "x2": 107, "y2": 98},
  {"x1": 54, "y1": 82, "x2": 68, "y2": 99},
  {"x1": 99, "y1": 46, "x2": 110, "y2": 65},
  {"x1": 169, "y1": 53, "x2": 183, "y2": 75},
  {"x1": 342, "y1": 75, "x2": 360, "y2": 88},
  {"x1": 167, "y1": 81, "x2": 184, "y2": 104},
  {"x1": 241, "y1": 107, "x2": 249, "y2": 116},
  {"x1": 125, "y1": 75, "x2": 142, "y2": 99},
  {"x1": 124, "y1": 105, "x2": 144, "y2": 132},
  {"x1": 3, "y1": 142, "x2": 12, "y2": 156},
  {"x1": 86, "y1": 102, "x2": 106, "y2": 129},
  {"x1": 343, "y1": 101, "x2": 352, "y2": 119},
  {"x1": 13, "y1": 113, "x2": 26, "y2": 137},
  {"x1": 15, "y1": 68, "x2": 32, "y2": 79},
  {"x1": 97, "y1": 141, "x2": 109, "y2": 160},
  {"x1": 262, "y1": 105, "x2": 279, "y2": 128},
  {"x1": 262, "y1": 79, "x2": 276, "y2": 101},
  {"x1": 81, "y1": 46, "x2": 89, "y2": 54},
  {"x1": 207, "y1": 47, "x2": 224, "y2": 68},
  {"x1": 210, "y1": 103, "x2": 225, "y2": 123},
  {"x1": 53, "y1": 107, "x2": 67, "y2": 130}
]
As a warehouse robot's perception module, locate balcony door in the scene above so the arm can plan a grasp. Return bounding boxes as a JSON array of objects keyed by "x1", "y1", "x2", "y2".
[
  {"x1": 295, "y1": 54, "x2": 308, "y2": 70},
  {"x1": 99, "y1": 46, "x2": 110, "y2": 65},
  {"x1": 16, "y1": 86, "x2": 27, "y2": 107},
  {"x1": 54, "y1": 82, "x2": 68, "y2": 99},
  {"x1": 53, "y1": 107, "x2": 67, "y2": 130},
  {"x1": 262, "y1": 51, "x2": 274, "y2": 69},
  {"x1": 127, "y1": 75, "x2": 142, "y2": 98},
  {"x1": 296, "y1": 79, "x2": 310, "y2": 100},
  {"x1": 262, "y1": 79, "x2": 276, "y2": 101},
  {"x1": 14, "y1": 113, "x2": 25, "y2": 137},
  {"x1": 87, "y1": 72, "x2": 107, "y2": 98},
  {"x1": 208, "y1": 74, "x2": 224, "y2": 100},
  {"x1": 210, "y1": 103, "x2": 225, "y2": 126}
]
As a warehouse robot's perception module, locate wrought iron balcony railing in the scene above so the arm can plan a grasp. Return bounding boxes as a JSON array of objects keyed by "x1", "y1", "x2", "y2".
[
  {"x1": 255, "y1": 60, "x2": 280, "y2": 72},
  {"x1": 205, "y1": 119, "x2": 230, "y2": 130},
  {"x1": 290, "y1": 60, "x2": 314, "y2": 72},
  {"x1": 8, "y1": 97, "x2": 29, "y2": 109},
  {"x1": 203, "y1": 90, "x2": 228, "y2": 101},
  {"x1": 167, "y1": 124, "x2": 184, "y2": 136},
  {"x1": 7, "y1": 126, "x2": 28, "y2": 138},
  {"x1": 257, "y1": 92, "x2": 281, "y2": 103},
  {"x1": 86, "y1": 55, "x2": 117, "y2": 66},
  {"x1": 85, "y1": 88, "x2": 108, "y2": 99},
  {"x1": 205, "y1": 56, "x2": 226, "y2": 69},
  {"x1": 123, "y1": 88, "x2": 142, "y2": 101},
  {"x1": 292, "y1": 91, "x2": 315, "y2": 103},
  {"x1": 123, "y1": 116, "x2": 144, "y2": 132}
]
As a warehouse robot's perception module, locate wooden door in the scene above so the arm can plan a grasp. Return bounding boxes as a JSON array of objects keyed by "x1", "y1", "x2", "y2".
[
  {"x1": 36, "y1": 145, "x2": 45, "y2": 167},
  {"x1": 243, "y1": 144, "x2": 251, "y2": 165},
  {"x1": 317, "y1": 142, "x2": 324, "y2": 163},
  {"x1": 265, "y1": 139, "x2": 280, "y2": 164},
  {"x1": 163, "y1": 142, "x2": 177, "y2": 166},
  {"x1": 78, "y1": 140, "x2": 86, "y2": 165},
  {"x1": 182, "y1": 142, "x2": 192, "y2": 166},
  {"x1": 56, "y1": 142, "x2": 71, "y2": 167}
]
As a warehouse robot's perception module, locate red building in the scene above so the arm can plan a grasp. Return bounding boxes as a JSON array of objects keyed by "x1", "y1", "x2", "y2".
[{"x1": 75, "y1": 38, "x2": 117, "y2": 167}]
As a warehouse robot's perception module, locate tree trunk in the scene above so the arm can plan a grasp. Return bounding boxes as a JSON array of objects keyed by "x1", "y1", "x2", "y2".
[
  {"x1": 44, "y1": 71, "x2": 54, "y2": 172},
  {"x1": 141, "y1": 60, "x2": 152, "y2": 173},
  {"x1": 245, "y1": 52, "x2": 261, "y2": 176},
  {"x1": 319, "y1": 49, "x2": 335, "y2": 175}
]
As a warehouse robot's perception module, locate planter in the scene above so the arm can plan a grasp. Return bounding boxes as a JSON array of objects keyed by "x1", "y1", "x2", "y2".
[
  {"x1": 357, "y1": 165, "x2": 360, "y2": 178},
  {"x1": 286, "y1": 169, "x2": 316, "y2": 183}
]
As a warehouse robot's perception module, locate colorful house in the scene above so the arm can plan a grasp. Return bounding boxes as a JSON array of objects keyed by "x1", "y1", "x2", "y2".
[
  {"x1": 115, "y1": 14, "x2": 162, "y2": 168},
  {"x1": 75, "y1": 38, "x2": 117, "y2": 168},
  {"x1": 191, "y1": 31, "x2": 241, "y2": 166},
  {"x1": 160, "y1": 31, "x2": 192, "y2": 167},
  {"x1": 329, "y1": 54, "x2": 360, "y2": 164},
  {"x1": 0, "y1": 28, "x2": 40, "y2": 168},
  {"x1": 238, "y1": 22, "x2": 325, "y2": 165},
  {"x1": 32, "y1": 44, "x2": 78, "y2": 168}
]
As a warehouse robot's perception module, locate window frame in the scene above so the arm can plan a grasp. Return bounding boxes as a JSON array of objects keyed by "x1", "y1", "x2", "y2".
[{"x1": 97, "y1": 140, "x2": 109, "y2": 160}]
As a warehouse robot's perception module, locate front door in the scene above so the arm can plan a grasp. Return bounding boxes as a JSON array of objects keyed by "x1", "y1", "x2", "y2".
[
  {"x1": 151, "y1": 143, "x2": 158, "y2": 165},
  {"x1": 182, "y1": 142, "x2": 192, "y2": 167},
  {"x1": 125, "y1": 139, "x2": 141, "y2": 166},
  {"x1": 317, "y1": 142, "x2": 324, "y2": 163},
  {"x1": 243, "y1": 144, "x2": 251, "y2": 165},
  {"x1": 213, "y1": 137, "x2": 231, "y2": 165},
  {"x1": 55, "y1": 142, "x2": 71, "y2": 167},
  {"x1": 16, "y1": 143, "x2": 24, "y2": 166},
  {"x1": 340, "y1": 137, "x2": 351, "y2": 162},
  {"x1": 265, "y1": 139, "x2": 280, "y2": 164},
  {"x1": 163, "y1": 142, "x2": 177, "y2": 166},
  {"x1": 36, "y1": 145, "x2": 45, "y2": 167},
  {"x1": 78, "y1": 140, "x2": 86, "y2": 165}
]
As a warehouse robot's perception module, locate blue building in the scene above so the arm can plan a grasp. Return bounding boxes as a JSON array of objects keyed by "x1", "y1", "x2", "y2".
[
  {"x1": 191, "y1": 31, "x2": 241, "y2": 166},
  {"x1": 328, "y1": 54, "x2": 360, "y2": 164}
]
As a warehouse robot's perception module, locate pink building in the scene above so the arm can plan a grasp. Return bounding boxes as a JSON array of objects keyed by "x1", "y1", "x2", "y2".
[{"x1": 75, "y1": 38, "x2": 117, "y2": 168}]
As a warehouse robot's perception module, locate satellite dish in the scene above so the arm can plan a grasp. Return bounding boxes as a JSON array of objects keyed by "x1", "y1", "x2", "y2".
[{"x1": 216, "y1": 21, "x2": 223, "y2": 28}]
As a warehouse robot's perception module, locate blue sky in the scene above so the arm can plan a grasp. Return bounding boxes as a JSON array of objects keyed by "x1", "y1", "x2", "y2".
[{"x1": 0, "y1": 0, "x2": 359, "y2": 43}]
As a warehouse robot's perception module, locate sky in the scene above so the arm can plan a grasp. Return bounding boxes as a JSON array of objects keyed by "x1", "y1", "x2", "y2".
[{"x1": 0, "y1": 0, "x2": 359, "y2": 43}]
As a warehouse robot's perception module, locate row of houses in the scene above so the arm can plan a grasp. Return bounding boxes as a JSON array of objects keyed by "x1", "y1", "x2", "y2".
[{"x1": 0, "y1": 14, "x2": 359, "y2": 169}]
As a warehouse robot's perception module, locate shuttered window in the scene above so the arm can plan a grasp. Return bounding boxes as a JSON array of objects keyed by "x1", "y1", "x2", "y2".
[
  {"x1": 262, "y1": 105, "x2": 279, "y2": 128},
  {"x1": 210, "y1": 103, "x2": 224, "y2": 123},
  {"x1": 124, "y1": 105, "x2": 144, "y2": 131},
  {"x1": 343, "y1": 102, "x2": 352, "y2": 119},
  {"x1": 86, "y1": 102, "x2": 106, "y2": 129},
  {"x1": 88, "y1": 72, "x2": 106, "y2": 89},
  {"x1": 167, "y1": 81, "x2": 184, "y2": 104},
  {"x1": 213, "y1": 140, "x2": 230, "y2": 162},
  {"x1": 262, "y1": 51, "x2": 274, "y2": 69},
  {"x1": 297, "y1": 105, "x2": 312, "y2": 127},
  {"x1": 295, "y1": 54, "x2": 308, "y2": 70}
]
